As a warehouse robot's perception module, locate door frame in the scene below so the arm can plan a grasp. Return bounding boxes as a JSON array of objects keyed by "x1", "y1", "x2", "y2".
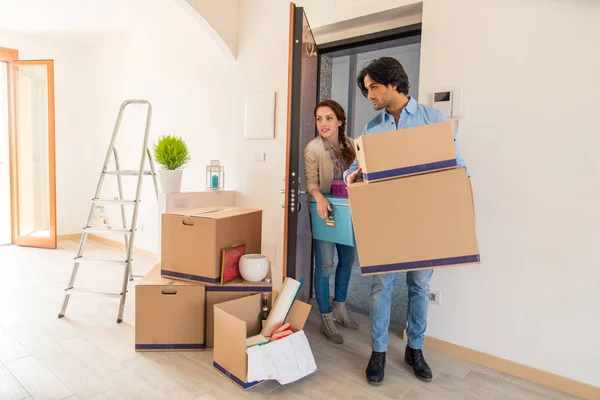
[
  {"x1": 283, "y1": 19, "x2": 424, "y2": 296},
  {"x1": 0, "y1": 46, "x2": 57, "y2": 248},
  {"x1": 283, "y1": 4, "x2": 319, "y2": 302},
  {"x1": 0, "y1": 47, "x2": 18, "y2": 245}
]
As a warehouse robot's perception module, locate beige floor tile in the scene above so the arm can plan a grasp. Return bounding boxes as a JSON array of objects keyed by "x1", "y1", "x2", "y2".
[
  {"x1": 0, "y1": 362, "x2": 30, "y2": 400},
  {"x1": 0, "y1": 327, "x2": 30, "y2": 363},
  {"x1": 88, "y1": 389, "x2": 126, "y2": 400},
  {"x1": 5, "y1": 356, "x2": 73, "y2": 400}
]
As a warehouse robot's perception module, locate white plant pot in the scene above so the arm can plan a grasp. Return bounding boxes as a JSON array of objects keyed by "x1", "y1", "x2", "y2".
[
  {"x1": 239, "y1": 254, "x2": 270, "y2": 282},
  {"x1": 159, "y1": 169, "x2": 183, "y2": 193}
]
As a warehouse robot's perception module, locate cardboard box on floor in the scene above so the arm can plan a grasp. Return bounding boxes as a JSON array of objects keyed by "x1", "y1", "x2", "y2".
[
  {"x1": 354, "y1": 121, "x2": 457, "y2": 183},
  {"x1": 205, "y1": 278, "x2": 273, "y2": 348},
  {"x1": 161, "y1": 207, "x2": 262, "y2": 284},
  {"x1": 348, "y1": 168, "x2": 480, "y2": 275},
  {"x1": 212, "y1": 293, "x2": 312, "y2": 390},
  {"x1": 135, "y1": 264, "x2": 205, "y2": 351}
]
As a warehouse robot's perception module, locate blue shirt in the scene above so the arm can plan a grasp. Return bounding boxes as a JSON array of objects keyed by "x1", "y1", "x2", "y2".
[{"x1": 343, "y1": 97, "x2": 469, "y2": 183}]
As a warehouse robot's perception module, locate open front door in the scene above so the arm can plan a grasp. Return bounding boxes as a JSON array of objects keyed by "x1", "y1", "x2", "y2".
[
  {"x1": 9, "y1": 59, "x2": 57, "y2": 248},
  {"x1": 283, "y1": 4, "x2": 319, "y2": 301}
]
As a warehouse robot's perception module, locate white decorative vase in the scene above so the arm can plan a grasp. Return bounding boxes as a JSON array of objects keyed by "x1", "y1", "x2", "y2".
[
  {"x1": 159, "y1": 169, "x2": 183, "y2": 193},
  {"x1": 239, "y1": 254, "x2": 270, "y2": 282}
]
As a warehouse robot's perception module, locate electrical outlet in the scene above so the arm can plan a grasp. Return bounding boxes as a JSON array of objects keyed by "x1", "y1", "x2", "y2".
[{"x1": 429, "y1": 291, "x2": 441, "y2": 305}]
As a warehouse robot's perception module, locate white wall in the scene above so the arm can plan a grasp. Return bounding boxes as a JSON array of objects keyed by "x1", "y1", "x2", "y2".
[
  {"x1": 82, "y1": 0, "x2": 238, "y2": 253},
  {"x1": 0, "y1": 30, "x2": 91, "y2": 236},
  {"x1": 180, "y1": 0, "x2": 239, "y2": 59},
  {"x1": 232, "y1": 0, "x2": 292, "y2": 286},
  {"x1": 417, "y1": 0, "x2": 600, "y2": 387}
]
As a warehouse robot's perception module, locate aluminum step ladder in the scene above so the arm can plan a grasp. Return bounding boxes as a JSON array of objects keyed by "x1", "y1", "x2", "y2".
[{"x1": 58, "y1": 99, "x2": 159, "y2": 323}]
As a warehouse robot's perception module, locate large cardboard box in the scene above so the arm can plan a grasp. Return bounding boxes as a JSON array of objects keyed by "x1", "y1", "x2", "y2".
[
  {"x1": 161, "y1": 207, "x2": 262, "y2": 284},
  {"x1": 348, "y1": 168, "x2": 480, "y2": 275},
  {"x1": 212, "y1": 294, "x2": 311, "y2": 390},
  {"x1": 135, "y1": 264, "x2": 206, "y2": 351},
  {"x1": 354, "y1": 121, "x2": 457, "y2": 183},
  {"x1": 205, "y1": 278, "x2": 272, "y2": 348}
]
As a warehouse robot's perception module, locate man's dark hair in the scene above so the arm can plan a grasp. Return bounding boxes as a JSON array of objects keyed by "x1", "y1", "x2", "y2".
[{"x1": 357, "y1": 56, "x2": 410, "y2": 97}]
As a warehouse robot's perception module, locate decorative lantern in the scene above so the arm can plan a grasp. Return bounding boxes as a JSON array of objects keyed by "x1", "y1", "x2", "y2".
[{"x1": 206, "y1": 160, "x2": 224, "y2": 191}]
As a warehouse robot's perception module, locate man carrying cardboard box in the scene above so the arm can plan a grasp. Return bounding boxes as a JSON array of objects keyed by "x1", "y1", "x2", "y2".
[{"x1": 344, "y1": 57, "x2": 470, "y2": 385}]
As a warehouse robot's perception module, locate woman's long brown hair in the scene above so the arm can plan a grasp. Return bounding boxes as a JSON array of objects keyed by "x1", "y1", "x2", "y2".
[{"x1": 314, "y1": 99, "x2": 356, "y2": 170}]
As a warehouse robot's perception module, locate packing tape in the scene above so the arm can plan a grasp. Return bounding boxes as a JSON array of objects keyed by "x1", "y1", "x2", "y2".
[{"x1": 182, "y1": 207, "x2": 235, "y2": 225}]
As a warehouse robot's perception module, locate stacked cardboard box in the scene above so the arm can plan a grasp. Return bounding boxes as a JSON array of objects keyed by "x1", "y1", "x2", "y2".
[
  {"x1": 135, "y1": 206, "x2": 271, "y2": 352},
  {"x1": 348, "y1": 121, "x2": 480, "y2": 275},
  {"x1": 135, "y1": 206, "x2": 315, "y2": 390}
]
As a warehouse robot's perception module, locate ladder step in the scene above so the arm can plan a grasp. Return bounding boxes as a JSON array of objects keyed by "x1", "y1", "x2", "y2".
[
  {"x1": 92, "y1": 198, "x2": 137, "y2": 205},
  {"x1": 83, "y1": 227, "x2": 132, "y2": 235},
  {"x1": 104, "y1": 170, "x2": 154, "y2": 176},
  {"x1": 75, "y1": 257, "x2": 129, "y2": 265},
  {"x1": 64, "y1": 288, "x2": 123, "y2": 298}
]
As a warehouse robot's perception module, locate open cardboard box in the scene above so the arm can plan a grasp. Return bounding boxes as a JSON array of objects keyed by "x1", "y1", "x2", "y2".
[
  {"x1": 354, "y1": 121, "x2": 457, "y2": 183},
  {"x1": 212, "y1": 293, "x2": 312, "y2": 389},
  {"x1": 135, "y1": 264, "x2": 205, "y2": 351},
  {"x1": 205, "y1": 278, "x2": 273, "y2": 348}
]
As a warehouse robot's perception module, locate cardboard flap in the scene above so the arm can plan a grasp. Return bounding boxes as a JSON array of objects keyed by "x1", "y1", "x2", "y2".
[
  {"x1": 213, "y1": 306, "x2": 248, "y2": 382},
  {"x1": 285, "y1": 301, "x2": 311, "y2": 331},
  {"x1": 216, "y1": 294, "x2": 262, "y2": 320}
]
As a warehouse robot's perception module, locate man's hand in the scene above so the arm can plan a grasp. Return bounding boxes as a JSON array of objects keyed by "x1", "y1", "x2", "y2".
[
  {"x1": 346, "y1": 168, "x2": 362, "y2": 185},
  {"x1": 315, "y1": 194, "x2": 332, "y2": 220}
]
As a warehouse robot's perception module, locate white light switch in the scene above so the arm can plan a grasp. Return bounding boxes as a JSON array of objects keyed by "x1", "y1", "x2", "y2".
[{"x1": 255, "y1": 152, "x2": 266, "y2": 162}]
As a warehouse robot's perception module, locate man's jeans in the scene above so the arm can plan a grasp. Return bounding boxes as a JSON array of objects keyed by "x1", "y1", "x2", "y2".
[{"x1": 371, "y1": 269, "x2": 433, "y2": 352}]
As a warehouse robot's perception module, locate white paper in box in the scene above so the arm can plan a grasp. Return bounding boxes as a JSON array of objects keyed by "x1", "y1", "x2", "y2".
[{"x1": 246, "y1": 331, "x2": 317, "y2": 385}]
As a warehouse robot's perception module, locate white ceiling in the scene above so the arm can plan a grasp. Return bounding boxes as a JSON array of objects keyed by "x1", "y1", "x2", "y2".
[{"x1": 0, "y1": 0, "x2": 148, "y2": 41}]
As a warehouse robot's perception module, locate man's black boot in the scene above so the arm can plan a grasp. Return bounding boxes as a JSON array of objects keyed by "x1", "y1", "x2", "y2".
[
  {"x1": 366, "y1": 351, "x2": 386, "y2": 385},
  {"x1": 404, "y1": 345, "x2": 433, "y2": 382}
]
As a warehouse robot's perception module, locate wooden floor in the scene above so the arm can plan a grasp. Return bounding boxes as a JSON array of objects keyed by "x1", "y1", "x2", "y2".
[{"x1": 0, "y1": 240, "x2": 580, "y2": 400}]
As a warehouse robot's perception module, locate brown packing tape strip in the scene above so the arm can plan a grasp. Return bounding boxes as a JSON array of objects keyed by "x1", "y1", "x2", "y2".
[{"x1": 182, "y1": 207, "x2": 234, "y2": 225}]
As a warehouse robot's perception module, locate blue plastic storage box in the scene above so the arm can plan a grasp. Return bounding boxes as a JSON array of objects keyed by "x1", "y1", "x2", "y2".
[{"x1": 309, "y1": 195, "x2": 356, "y2": 247}]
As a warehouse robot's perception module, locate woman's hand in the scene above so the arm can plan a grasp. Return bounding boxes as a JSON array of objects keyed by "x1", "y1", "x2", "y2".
[
  {"x1": 315, "y1": 193, "x2": 332, "y2": 220},
  {"x1": 346, "y1": 168, "x2": 362, "y2": 184}
]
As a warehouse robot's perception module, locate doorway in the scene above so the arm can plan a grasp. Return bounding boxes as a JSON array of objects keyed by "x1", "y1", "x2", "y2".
[
  {"x1": 0, "y1": 46, "x2": 57, "y2": 248},
  {"x1": 316, "y1": 26, "x2": 422, "y2": 326},
  {"x1": 283, "y1": 8, "x2": 423, "y2": 326}
]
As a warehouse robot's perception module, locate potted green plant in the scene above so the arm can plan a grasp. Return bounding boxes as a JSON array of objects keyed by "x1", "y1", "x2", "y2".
[{"x1": 153, "y1": 134, "x2": 191, "y2": 193}]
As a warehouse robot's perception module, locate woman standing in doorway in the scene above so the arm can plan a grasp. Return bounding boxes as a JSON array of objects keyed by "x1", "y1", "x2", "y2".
[{"x1": 304, "y1": 99, "x2": 359, "y2": 344}]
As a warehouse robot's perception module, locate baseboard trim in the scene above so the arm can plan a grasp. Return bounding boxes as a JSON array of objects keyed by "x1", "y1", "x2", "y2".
[
  {"x1": 57, "y1": 234, "x2": 82, "y2": 241},
  {"x1": 403, "y1": 330, "x2": 599, "y2": 399},
  {"x1": 58, "y1": 233, "x2": 158, "y2": 259}
]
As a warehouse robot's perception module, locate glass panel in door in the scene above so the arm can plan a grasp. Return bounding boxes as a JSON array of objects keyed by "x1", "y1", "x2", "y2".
[{"x1": 12, "y1": 60, "x2": 56, "y2": 248}]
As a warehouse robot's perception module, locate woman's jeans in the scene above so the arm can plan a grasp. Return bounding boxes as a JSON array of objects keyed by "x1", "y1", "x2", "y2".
[{"x1": 313, "y1": 238, "x2": 356, "y2": 314}]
